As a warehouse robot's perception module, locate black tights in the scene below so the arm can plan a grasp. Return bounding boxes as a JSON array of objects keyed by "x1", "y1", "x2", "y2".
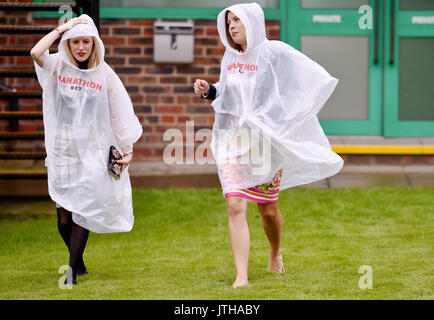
[{"x1": 57, "y1": 207, "x2": 89, "y2": 281}]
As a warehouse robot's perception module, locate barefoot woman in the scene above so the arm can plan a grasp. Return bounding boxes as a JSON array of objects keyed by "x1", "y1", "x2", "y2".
[{"x1": 194, "y1": 3, "x2": 343, "y2": 288}]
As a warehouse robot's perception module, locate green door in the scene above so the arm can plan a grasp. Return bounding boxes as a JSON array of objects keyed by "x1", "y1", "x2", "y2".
[
  {"x1": 284, "y1": 0, "x2": 434, "y2": 137},
  {"x1": 385, "y1": 0, "x2": 434, "y2": 136}
]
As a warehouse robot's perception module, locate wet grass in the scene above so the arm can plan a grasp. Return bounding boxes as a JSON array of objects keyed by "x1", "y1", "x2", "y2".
[{"x1": 0, "y1": 187, "x2": 433, "y2": 299}]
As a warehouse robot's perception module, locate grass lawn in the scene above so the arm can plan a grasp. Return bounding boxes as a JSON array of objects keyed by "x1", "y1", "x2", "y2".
[{"x1": 0, "y1": 187, "x2": 433, "y2": 300}]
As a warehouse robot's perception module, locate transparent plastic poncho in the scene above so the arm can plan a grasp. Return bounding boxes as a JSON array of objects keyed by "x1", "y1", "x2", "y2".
[
  {"x1": 34, "y1": 14, "x2": 143, "y2": 233},
  {"x1": 211, "y1": 3, "x2": 344, "y2": 195}
]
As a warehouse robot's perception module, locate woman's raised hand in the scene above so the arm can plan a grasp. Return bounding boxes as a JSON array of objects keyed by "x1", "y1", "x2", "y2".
[
  {"x1": 194, "y1": 79, "x2": 210, "y2": 96},
  {"x1": 58, "y1": 17, "x2": 88, "y2": 33}
]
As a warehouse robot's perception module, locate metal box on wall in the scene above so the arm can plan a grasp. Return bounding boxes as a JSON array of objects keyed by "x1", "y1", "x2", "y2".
[{"x1": 153, "y1": 19, "x2": 194, "y2": 63}]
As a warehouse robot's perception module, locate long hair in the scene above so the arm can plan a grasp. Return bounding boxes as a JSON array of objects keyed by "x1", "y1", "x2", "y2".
[
  {"x1": 65, "y1": 36, "x2": 100, "y2": 69},
  {"x1": 225, "y1": 11, "x2": 243, "y2": 52}
]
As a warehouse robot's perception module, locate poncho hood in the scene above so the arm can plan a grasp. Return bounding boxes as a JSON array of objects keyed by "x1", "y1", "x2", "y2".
[
  {"x1": 58, "y1": 14, "x2": 105, "y2": 71},
  {"x1": 217, "y1": 2, "x2": 266, "y2": 55}
]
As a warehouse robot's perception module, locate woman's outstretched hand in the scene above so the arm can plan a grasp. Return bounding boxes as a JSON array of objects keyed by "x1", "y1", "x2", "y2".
[{"x1": 194, "y1": 79, "x2": 210, "y2": 96}]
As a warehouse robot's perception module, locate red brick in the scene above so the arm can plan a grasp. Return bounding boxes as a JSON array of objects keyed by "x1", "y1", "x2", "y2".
[
  {"x1": 176, "y1": 66, "x2": 205, "y2": 74},
  {"x1": 142, "y1": 125, "x2": 153, "y2": 133},
  {"x1": 106, "y1": 57, "x2": 125, "y2": 65},
  {"x1": 177, "y1": 96, "x2": 190, "y2": 104},
  {"x1": 102, "y1": 18, "x2": 127, "y2": 25},
  {"x1": 128, "y1": 76, "x2": 156, "y2": 83},
  {"x1": 146, "y1": 116, "x2": 159, "y2": 124},
  {"x1": 195, "y1": 20, "x2": 217, "y2": 26},
  {"x1": 130, "y1": 95, "x2": 143, "y2": 103},
  {"x1": 101, "y1": 37, "x2": 126, "y2": 45},
  {"x1": 128, "y1": 37, "x2": 153, "y2": 45},
  {"x1": 135, "y1": 106, "x2": 152, "y2": 113},
  {"x1": 113, "y1": 27, "x2": 141, "y2": 35},
  {"x1": 100, "y1": 27, "x2": 110, "y2": 36},
  {"x1": 193, "y1": 116, "x2": 208, "y2": 125},
  {"x1": 194, "y1": 57, "x2": 221, "y2": 65},
  {"x1": 265, "y1": 20, "x2": 280, "y2": 27},
  {"x1": 145, "y1": 66, "x2": 174, "y2": 74},
  {"x1": 206, "y1": 47, "x2": 225, "y2": 55},
  {"x1": 178, "y1": 116, "x2": 191, "y2": 123},
  {"x1": 16, "y1": 56, "x2": 31, "y2": 65},
  {"x1": 194, "y1": 28, "x2": 204, "y2": 36},
  {"x1": 161, "y1": 96, "x2": 174, "y2": 104},
  {"x1": 155, "y1": 125, "x2": 185, "y2": 134},
  {"x1": 344, "y1": 155, "x2": 373, "y2": 165},
  {"x1": 187, "y1": 106, "x2": 213, "y2": 113},
  {"x1": 114, "y1": 67, "x2": 142, "y2": 74},
  {"x1": 162, "y1": 116, "x2": 175, "y2": 123},
  {"x1": 129, "y1": 57, "x2": 154, "y2": 64},
  {"x1": 144, "y1": 135, "x2": 162, "y2": 143},
  {"x1": 146, "y1": 96, "x2": 159, "y2": 103},
  {"x1": 373, "y1": 155, "x2": 403, "y2": 165},
  {"x1": 160, "y1": 77, "x2": 187, "y2": 84},
  {"x1": 129, "y1": 19, "x2": 154, "y2": 26},
  {"x1": 114, "y1": 47, "x2": 141, "y2": 55},
  {"x1": 195, "y1": 38, "x2": 220, "y2": 46},
  {"x1": 134, "y1": 149, "x2": 153, "y2": 157},
  {"x1": 206, "y1": 27, "x2": 219, "y2": 35},
  {"x1": 156, "y1": 106, "x2": 183, "y2": 113},
  {"x1": 267, "y1": 28, "x2": 280, "y2": 39},
  {"x1": 173, "y1": 86, "x2": 194, "y2": 93},
  {"x1": 144, "y1": 27, "x2": 154, "y2": 36},
  {"x1": 189, "y1": 76, "x2": 219, "y2": 84},
  {"x1": 142, "y1": 86, "x2": 167, "y2": 94}
]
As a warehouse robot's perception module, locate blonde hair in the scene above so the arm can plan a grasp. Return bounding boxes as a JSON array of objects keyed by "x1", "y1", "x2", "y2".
[
  {"x1": 225, "y1": 11, "x2": 243, "y2": 52},
  {"x1": 65, "y1": 36, "x2": 100, "y2": 69}
]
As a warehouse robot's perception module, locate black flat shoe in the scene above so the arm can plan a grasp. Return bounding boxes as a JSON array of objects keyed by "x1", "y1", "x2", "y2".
[
  {"x1": 64, "y1": 278, "x2": 77, "y2": 285},
  {"x1": 77, "y1": 260, "x2": 88, "y2": 276},
  {"x1": 76, "y1": 268, "x2": 88, "y2": 276}
]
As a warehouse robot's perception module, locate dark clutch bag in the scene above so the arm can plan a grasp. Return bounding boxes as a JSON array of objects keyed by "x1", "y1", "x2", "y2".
[{"x1": 108, "y1": 145, "x2": 123, "y2": 181}]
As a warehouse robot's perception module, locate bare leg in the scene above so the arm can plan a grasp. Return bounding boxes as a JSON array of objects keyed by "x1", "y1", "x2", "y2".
[
  {"x1": 226, "y1": 196, "x2": 250, "y2": 288},
  {"x1": 257, "y1": 202, "x2": 285, "y2": 273}
]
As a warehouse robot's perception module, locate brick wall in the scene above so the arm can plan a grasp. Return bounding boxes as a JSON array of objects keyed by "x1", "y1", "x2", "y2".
[
  {"x1": 2, "y1": 10, "x2": 432, "y2": 168},
  {"x1": 0, "y1": 11, "x2": 280, "y2": 162}
]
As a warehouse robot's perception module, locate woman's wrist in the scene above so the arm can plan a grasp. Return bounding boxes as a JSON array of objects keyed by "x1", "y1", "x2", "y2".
[
  {"x1": 57, "y1": 25, "x2": 68, "y2": 33},
  {"x1": 121, "y1": 145, "x2": 133, "y2": 157}
]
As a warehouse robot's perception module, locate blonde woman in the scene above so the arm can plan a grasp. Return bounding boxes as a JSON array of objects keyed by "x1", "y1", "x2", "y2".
[
  {"x1": 194, "y1": 3, "x2": 343, "y2": 288},
  {"x1": 31, "y1": 15, "x2": 142, "y2": 284}
]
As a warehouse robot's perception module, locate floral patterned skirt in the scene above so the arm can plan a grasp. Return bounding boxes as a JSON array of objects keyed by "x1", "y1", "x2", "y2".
[{"x1": 224, "y1": 169, "x2": 283, "y2": 204}]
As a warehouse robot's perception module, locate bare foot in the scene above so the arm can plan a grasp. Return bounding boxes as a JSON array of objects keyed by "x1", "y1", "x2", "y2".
[
  {"x1": 232, "y1": 277, "x2": 249, "y2": 288},
  {"x1": 268, "y1": 252, "x2": 285, "y2": 273}
]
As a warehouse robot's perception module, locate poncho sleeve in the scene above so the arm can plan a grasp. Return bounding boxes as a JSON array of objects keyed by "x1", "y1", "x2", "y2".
[
  {"x1": 106, "y1": 65, "x2": 143, "y2": 149},
  {"x1": 33, "y1": 50, "x2": 60, "y2": 90}
]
